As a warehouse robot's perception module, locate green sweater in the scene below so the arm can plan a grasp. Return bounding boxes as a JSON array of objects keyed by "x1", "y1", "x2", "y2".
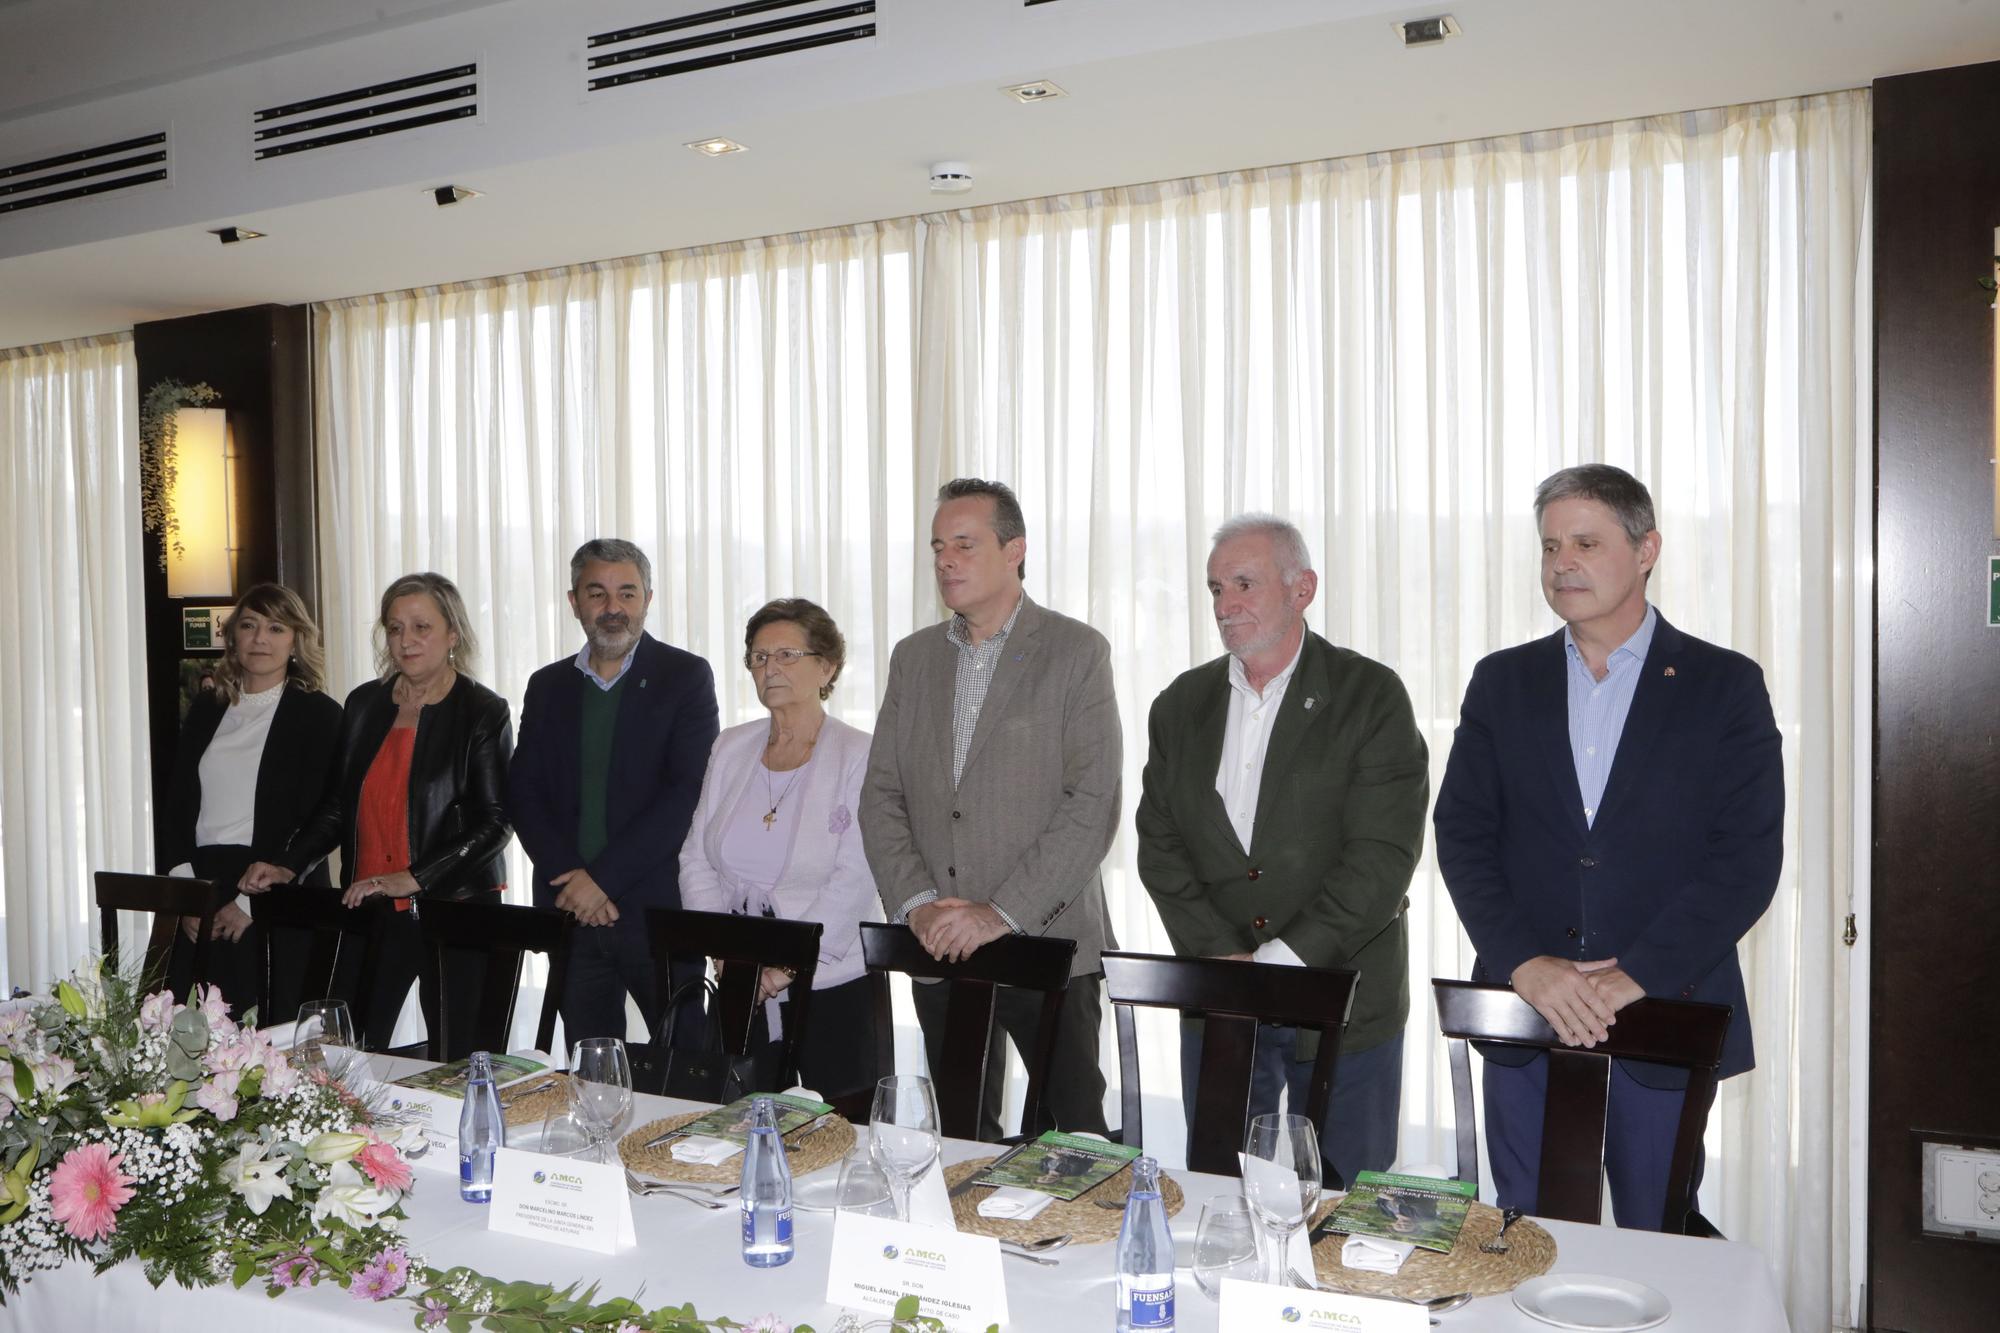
[{"x1": 577, "y1": 674, "x2": 626, "y2": 864}]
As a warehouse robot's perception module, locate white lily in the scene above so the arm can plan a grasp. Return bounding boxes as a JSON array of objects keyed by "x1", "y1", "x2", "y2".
[
  {"x1": 222, "y1": 1141, "x2": 293, "y2": 1216},
  {"x1": 310, "y1": 1160, "x2": 398, "y2": 1227}
]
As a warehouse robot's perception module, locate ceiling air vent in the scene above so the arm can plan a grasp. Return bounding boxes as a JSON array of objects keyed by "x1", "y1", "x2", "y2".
[
  {"x1": 587, "y1": 0, "x2": 876, "y2": 93},
  {"x1": 253, "y1": 63, "x2": 478, "y2": 161},
  {"x1": 0, "y1": 131, "x2": 168, "y2": 217}
]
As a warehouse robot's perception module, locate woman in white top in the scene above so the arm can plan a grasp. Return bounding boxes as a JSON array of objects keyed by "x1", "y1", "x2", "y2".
[
  {"x1": 679, "y1": 598, "x2": 883, "y2": 1100},
  {"x1": 163, "y1": 583, "x2": 342, "y2": 1020}
]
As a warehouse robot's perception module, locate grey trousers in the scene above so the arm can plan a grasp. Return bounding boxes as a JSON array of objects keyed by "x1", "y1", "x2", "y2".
[{"x1": 911, "y1": 970, "x2": 1112, "y2": 1141}]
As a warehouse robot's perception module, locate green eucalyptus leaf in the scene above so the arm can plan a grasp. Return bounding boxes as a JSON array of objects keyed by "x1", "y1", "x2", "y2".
[
  {"x1": 166, "y1": 1048, "x2": 204, "y2": 1082},
  {"x1": 10, "y1": 1054, "x2": 31, "y2": 1102}
]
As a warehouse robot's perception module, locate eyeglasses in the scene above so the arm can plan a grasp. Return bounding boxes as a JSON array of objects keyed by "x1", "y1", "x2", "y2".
[{"x1": 746, "y1": 648, "x2": 821, "y2": 669}]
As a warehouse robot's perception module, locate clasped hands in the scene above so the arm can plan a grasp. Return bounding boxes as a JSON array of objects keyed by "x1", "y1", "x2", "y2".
[
  {"x1": 908, "y1": 897, "x2": 1011, "y2": 963},
  {"x1": 1511, "y1": 955, "x2": 1645, "y2": 1048}
]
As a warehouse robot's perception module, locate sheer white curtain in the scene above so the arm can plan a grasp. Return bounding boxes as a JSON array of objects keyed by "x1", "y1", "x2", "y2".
[
  {"x1": 313, "y1": 90, "x2": 1867, "y2": 1330},
  {"x1": 921, "y1": 91, "x2": 1867, "y2": 1332},
  {"x1": 0, "y1": 333, "x2": 151, "y2": 992}
]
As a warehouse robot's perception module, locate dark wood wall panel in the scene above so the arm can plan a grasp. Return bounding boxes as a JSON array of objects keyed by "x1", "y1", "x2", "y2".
[
  {"x1": 1869, "y1": 60, "x2": 2000, "y2": 1333},
  {"x1": 131, "y1": 304, "x2": 313, "y2": 863}
]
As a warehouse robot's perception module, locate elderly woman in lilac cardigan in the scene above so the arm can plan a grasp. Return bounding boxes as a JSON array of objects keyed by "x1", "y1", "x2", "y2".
[{"x1": 678, "y1": 598, "x2": 884, "y2": 1100}]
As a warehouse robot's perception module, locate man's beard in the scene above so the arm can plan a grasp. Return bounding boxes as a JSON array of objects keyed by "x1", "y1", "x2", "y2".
[{"x1": 585, "y1": 614, "x2": 642, "y2": 659}]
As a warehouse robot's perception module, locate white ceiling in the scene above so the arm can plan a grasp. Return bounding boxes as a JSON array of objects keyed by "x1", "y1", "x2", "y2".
[{"x1": 1, "y1": 0, "x2": 1995, "y2": 351}]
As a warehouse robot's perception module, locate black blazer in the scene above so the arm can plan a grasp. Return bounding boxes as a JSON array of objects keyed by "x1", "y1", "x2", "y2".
[
  {"x1": 507, "y1": 632, "x2": 718, "y2": 921},
  {"x1": 160, "y1": 685, "x2": 343, "y2": 889},
  {"x1": 1433, "y1": 613, "x2": 1785, "y2": 1086},
  {"x1": 282, "y1": 674, "x2": 515, "y2": 899}
]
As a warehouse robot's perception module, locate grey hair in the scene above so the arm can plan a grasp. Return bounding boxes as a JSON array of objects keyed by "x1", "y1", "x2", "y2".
[
  {"x1": 570, "y1": 538, "x2": 653, "y2": 594},
  {"x1": 1211, "y1": 513, "x2": 1314, "y2": 587},
  {"x1": 936, "y1": 477, "x2": 1028, "y2": 582},
  {"x1": 1532, "y1": 464, "x2": 1657, "y2": 546}
]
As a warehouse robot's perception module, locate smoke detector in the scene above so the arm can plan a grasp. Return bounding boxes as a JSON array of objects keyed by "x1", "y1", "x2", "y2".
[{"x1": 929, "y1": 162, "x2": 974, "y2": 194}]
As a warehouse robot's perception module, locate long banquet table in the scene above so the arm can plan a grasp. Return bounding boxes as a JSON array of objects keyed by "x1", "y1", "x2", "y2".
[{"x1": 1, "y1": 1056, "x2": 1791, "y2": 1331}]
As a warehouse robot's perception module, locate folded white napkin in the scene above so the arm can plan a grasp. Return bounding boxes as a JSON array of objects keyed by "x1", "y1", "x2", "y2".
[
  {"x1": 260, "y1": 1020, "x2": 298, "y2": 1049},
  {"x1": 976, "y1": 1186, "x2": 1057, "y2": 1220},
  {"x1": 1340, "y1": 1234, "x2": 1415, "y2": 1274},
  {"x1": 669, "y1": 1135, "x2": 744, "y2": 1165}
]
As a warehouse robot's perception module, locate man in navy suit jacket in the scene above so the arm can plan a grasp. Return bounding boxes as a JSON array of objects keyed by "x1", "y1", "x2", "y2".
[
  {"x1": 1433, "y1": 464, "x2": 1783, "y2": 1230},
  {"x1": 509, "y1": 539, "x2": 720, "y2": 1050}
]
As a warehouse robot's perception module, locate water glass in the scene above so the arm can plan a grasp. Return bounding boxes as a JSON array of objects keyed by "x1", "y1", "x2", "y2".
[
  {"x1": 538, "y1": 1107, "x2": 600, "y2": 1162},
  {"x1": 867, "y1": 1075, "x2": 941, "y2": 1223},
  {"x1": 1241, "y1": 1112, "x2": 1321, "y2": 1286},
  {"x1": 1191, "y1": 1195, "x2": 1262, "y2": 1299},
  {"x1": 833, "y1": 1146, "x2": 898, "y2": 1218},
  {"x1": 571, "y1": 1037, "x2": 633, "y2": 1149},
  {"x1": 294, "y1": 999, "x2": 358, "y2": 1084}
]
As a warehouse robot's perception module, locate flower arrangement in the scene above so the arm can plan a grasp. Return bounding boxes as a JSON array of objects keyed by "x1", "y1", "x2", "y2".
[{"x1": 0, "y1": 960, "x2": 979, "y2": 1333}]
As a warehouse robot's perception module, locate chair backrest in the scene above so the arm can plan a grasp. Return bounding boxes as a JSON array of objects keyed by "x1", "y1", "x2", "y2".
[
  {"x1": 1433, "y1": 979, "x2": 1731, "y2": 1232},
  {"x1": 416, "y1": 899, "x2": 575, "y2": 1060},
  {"x1": 1102, "y1": 951, "x2": 1358, "y2": 1183},
  {"x1": 644, "y1": 908, "x2": 825, "y2": 1082},
  {"x1": 860, "y1": 922, "x2": 1076, "y2": 1141},
  {"x1": 251, "y1": 889, "x2": 389, "y2": 1034},
  {"x1": 94, "y1": 872, "x2": 220, "y2": 998}
]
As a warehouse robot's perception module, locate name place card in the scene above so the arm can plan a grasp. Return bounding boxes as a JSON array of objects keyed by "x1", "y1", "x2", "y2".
[
  {"x1": 486, "y1": 1147, "x2": 636, "y2": 1255},
  {"x1": 825, "y1": 1211, "x2": 1007, "y2": 1333},
  {"x1": 1219, "y1": 1278, "x2": 1427, "y2": 1332}
]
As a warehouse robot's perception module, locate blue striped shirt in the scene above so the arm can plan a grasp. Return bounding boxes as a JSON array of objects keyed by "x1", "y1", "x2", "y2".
[{"x1": 1565, "y1": 604, "x2": 1657, "y2": 827}]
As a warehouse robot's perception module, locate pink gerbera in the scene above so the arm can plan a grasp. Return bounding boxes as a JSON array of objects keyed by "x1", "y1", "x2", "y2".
[
  {"x1": 49, "y1": 1143, "x2": 136, "y2": 1242},
  {"x1": 355, "y1": 1140, "x2": 412, "y2": 1192}
]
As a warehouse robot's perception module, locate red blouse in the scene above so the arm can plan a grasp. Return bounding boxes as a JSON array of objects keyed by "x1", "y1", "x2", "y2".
[{"x1": 355, "y1": 727, "x2": 417, "y2": 912}]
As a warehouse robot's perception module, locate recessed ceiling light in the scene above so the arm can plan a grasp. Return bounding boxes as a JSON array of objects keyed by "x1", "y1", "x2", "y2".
[
  {"x1": 1003, "y1": 80, "x2": 1067, "y2": 104},
  {"x1": 1393, "y1": 15, "x2": 1461, "y2": 46},
  {"x1": 430, "y1": 184, "x2": 481, "y2": 206},
  {"x1": 685, "y1": 137, "x2": 747, "y2": 157},
  {"x1": 209, "y1": 226, "x2": 265, "y2": 244}
]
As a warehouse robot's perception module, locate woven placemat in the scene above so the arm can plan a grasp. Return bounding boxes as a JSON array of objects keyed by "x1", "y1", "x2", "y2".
[
  {"x1": 618, "y1": 1110, "x2": 856, "y2": 1182},
  {"x1": 498, "y1": 1075, "x2": 573, "y2": 1130},
  {"x1": 941, "y1": 1156, "x2": 1185, "y2": 1246},
  {"x1": 1308, "y1": 1197, "x2": 1556, "y2": 1299}
]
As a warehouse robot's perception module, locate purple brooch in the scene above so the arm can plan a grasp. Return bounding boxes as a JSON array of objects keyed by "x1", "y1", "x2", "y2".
[{"x1": 828, "y1": 805, "x2": 853, "y2": 835}]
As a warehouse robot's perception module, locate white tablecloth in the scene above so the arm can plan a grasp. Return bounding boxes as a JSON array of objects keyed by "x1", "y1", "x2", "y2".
[{"x1": 1, "y1": 1057, "x2": 1790, "y2": 1332}]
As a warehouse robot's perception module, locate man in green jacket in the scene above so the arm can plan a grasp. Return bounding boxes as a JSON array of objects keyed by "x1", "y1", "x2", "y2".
[{"x1": 1136, "y1": 514, "x2": 1428, "y2": 1186}]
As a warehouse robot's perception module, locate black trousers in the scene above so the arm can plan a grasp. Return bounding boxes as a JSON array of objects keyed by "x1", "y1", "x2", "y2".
[
  {"x1": 748, "y1": 973, "x2": 882, "y2": 1103},
  {"x1": 331, "y1": 899, "x2": 486, "y2": 1058},
  {"x1": 910, "y1": 970, "x2": 1111, "y2": 1141},
  {"x1": 165, "y1": 843, "x2": 310, "y2": 1026},
  {"x1": 560, "y1": 917, "x2": 707, "y2": 1056}
]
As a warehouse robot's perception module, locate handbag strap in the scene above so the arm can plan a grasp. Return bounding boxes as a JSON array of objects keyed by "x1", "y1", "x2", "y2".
[{"x1": 655, "y1": 974, "x2": 722, "y2": 1053}]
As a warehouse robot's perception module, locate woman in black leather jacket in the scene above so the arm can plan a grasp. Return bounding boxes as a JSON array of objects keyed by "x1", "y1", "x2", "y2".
[{"x1": 242, "y1": 571, "x2": 513, "y2": 1053}]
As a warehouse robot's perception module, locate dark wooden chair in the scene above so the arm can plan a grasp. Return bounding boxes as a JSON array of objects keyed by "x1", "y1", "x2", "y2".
[
  {"x1": 250, "y1": 888, "x2": 388, "y2": 1034},
  {"x1": 860, "y1": 922, "x2": 1076, "y2": 1141},
  {"x1": 639, "y1": 908, "x2": 825, "y2": 1095},
  {"x1": 415, "y1": 899, "x2": 574, "y2": 1061},
  {"x1": 94, "y1": 871, "x2": 219, "y2": 998},
  {"x1": 1102, "y1": 951, "x2": 1358, "y2": 1185},
  {"x1": 1433, "y1": 978, "x2": 1731, "y2": 1235}
]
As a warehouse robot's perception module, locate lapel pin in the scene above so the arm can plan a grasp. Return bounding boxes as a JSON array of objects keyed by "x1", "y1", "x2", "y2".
[
  {"x1": 1303, "y1": 696, "x2": 1316, "y2": 710},
  {"x1": 1013, "y1": 653, "x2": 1024, "y2": 662},
  {"x1": 640, "y1": 678, "x2": 649, "y2": 688},
  {"x1": 1663, "y1": 666, "x2": 1676, "y2": 677}
]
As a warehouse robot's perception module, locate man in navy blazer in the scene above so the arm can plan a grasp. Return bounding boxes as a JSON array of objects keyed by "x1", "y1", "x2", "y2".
[
  {"x1": 509, "y1": 539, "x2": 720, "y2": 1050},
  {"x1": 1433, "y1": 464, "x2": 1783, "y2": 1231}
]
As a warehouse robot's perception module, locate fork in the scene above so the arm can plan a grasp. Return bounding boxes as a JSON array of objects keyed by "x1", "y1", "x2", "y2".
[
  {"x1": 1481, "y1": 1207, "x2": 1524, "y2": 1254},
  {"x1": 1287, "y1": 1265, "x2": 1322, "y2": 1291}
]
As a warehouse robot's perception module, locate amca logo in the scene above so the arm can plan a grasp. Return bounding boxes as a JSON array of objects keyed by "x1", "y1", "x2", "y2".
[
  {"x1": 532, "y1": 1171, "x2": 547, "y2": 1185},
  {"x1": 881, "y1": 1245, "x2": 899, "y2": 1261}
]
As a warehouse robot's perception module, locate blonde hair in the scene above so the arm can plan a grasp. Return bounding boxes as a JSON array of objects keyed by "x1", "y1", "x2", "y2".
[
  {"x1": 373, "y1": 572, "x2": 479, "y2": 680},
  {"x1": 214, "y1": 583, "x2": 326, "y2": 703}
]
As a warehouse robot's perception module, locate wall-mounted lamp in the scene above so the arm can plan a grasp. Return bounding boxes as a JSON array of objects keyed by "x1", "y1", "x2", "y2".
[
  {"x1": 165, "y1": 406, "x2": 234, "y2": 598},
  {"x1": 1992, "y1": 227, "x2": 1998, "y2": 541}
]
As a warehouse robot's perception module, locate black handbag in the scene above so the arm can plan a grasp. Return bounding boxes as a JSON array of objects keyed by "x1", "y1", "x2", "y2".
[{"x1": 635, "y1": 976, "x2": 774, "y2": 1103}]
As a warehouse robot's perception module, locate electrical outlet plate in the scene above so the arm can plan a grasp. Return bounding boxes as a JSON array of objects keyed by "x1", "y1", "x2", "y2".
[{"x1": 1920, "y1": 1139, "x2": 2000, "y2": 1243}]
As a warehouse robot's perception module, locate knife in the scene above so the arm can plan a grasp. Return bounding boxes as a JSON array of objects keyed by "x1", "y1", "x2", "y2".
[{"x1": 948, "y1": 1140, "x2": 1034, "y2": 1198}]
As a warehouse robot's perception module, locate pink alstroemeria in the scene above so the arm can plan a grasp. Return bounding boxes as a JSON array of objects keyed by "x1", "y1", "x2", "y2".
[
  {"x1": 138, "y1": 989, "x2": 179, "y2": 1035},
  {"x1": 195, "y1": 1069, "x2": 242, "y2": 1121},
  {"x1": 260, "y1": 1047, "x2": 300, "y2": 1097},
  {"x1": 48, "y1": 1143, "x2": 136, "y2": 1242},
  {"x1": 192, "y1": 983, "x2": 238, "y2": 1037}
]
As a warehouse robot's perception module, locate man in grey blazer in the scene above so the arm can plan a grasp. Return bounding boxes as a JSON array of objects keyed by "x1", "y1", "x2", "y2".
[{"x1": 861, "y1": 477, "x2": 1121, "y2": 1139}]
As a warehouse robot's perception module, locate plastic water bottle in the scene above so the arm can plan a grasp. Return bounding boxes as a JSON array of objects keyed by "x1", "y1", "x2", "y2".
[
  {"x1": 458, "y1": 1050, "x2": 505, "y2": 1203},
  {"x1": 739, "y1": 1095, "x2": 795, "y2": 1267},
  {"x1": 1116, "y1": 1155, "x2": 1175, "y2": 1331}
]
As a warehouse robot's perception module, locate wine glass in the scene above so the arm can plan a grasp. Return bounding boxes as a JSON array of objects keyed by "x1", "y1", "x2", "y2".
[
  {"x1": 1192, "y1": 1194, "x2": 1263, "y2": 1299},
  {"x1": 1240, "y1": 1113, "x2": 1321, "y2": 1286},
  {"x1": 867, "y1": 1075, "x2": 941, "y2": 1223},
  {"x1": 294, "y1": 1000, "x2": 358, "y2": 1084},
  {"x1": 834, "y1": 1145, "x2": 899, "y2": 1218},
  {"x1": 570, "y1": 1037, "x2": 633, "y2": 1153}
]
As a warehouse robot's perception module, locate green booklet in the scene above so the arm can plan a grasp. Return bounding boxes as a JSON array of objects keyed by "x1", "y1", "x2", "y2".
[
  {"x1": 390, "y1": 1052, "x2": 549, "y2": 1098},
  {"x1": 1318, "y1": 1171, "x2": 1478, "y2": 1254},
  {"x1": 676, "y1": 1093, "x2": 833, "y2": 1146},
  {"x1": 967, "y1": 1131, "x2": 1141, "y2": 1200}
]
